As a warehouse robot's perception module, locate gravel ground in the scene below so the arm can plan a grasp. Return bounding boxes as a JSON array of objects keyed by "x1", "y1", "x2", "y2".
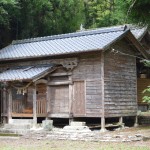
[{"x1": 0, "y1": 126, "x2": 150, "y2": 150}]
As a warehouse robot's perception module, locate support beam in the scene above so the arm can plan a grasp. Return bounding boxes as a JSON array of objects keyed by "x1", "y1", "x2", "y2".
[
  {"x1": 119, "y1": 116, "x2": 124, "y2": 128},
  {"x1": 100, "y1": 117, "x2": 107, "y2": 132},
  {"x1": 2, "y1": 87, "x2": 7, "y2": 123},
  {"x1": 119, "y1": 116, "x2": 123, "y2": 124},
  {"x1": 69, "y1": 118, "x2": 74, "y2": 126},
  {"x1": 8, "y1": 87, "x2": 12, "y2": 123},
  {"x1": 46, "y1": 77, "x2": 50, "y2": 120},
  {"x1": 134, "y1": 116, "x2": 138, "y2": 127},
  {"x1": 69, "y1": 75, "x2": 73, "y2": 125},
  {"x1": 46, "y1": 86, "x2": 50, "y2": 120},
  {"x1": 100, "y1": 52, "x2": 106, "y2": 132},
  {"x1": 2, "y1": 87, "x2": 7, "y2": 115},
  {"x1": 33, "y1": 84, "x2": 37, "y2": 127}
]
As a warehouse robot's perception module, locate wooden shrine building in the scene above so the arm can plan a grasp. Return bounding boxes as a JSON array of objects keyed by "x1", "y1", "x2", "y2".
[{"x1": 0, "y1": 25, "x2": 149, "y2": 130}]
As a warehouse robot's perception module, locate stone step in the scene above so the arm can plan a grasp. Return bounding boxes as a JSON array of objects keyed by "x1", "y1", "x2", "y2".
[
  {"x1": 4, "y1": 123, "x2": 32, "y2": 130},
  {"x1": 70, "y1": 122, "x2": 86, "y2": 126},
  {"x1": 0, "y1": 128, "x2": 31, "y2": 135},
  {"x1": 9, "y1": 119, "x2": 33, "y2": 124}
]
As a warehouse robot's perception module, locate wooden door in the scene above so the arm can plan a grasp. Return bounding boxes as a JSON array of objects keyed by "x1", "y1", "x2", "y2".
[
  {"x1": 50, "y1": 85, "x2": 69, "y2": 114},
  {"x1": 73, "y1": 81, "x2": 85, "y2": 116}
]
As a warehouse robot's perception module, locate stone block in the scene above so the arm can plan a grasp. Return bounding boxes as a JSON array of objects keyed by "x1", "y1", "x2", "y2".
[
  {"x1": 70, "y1": 121, "x2": 86, "y2": 126},
  {"x1": 63, "y1": 125, "x2": 91, "y2": 132},
  {"x1": 9, "y1": 119, "x2": 33, "y2": 124},
  {"x1": 42, "y1": 120, "x2": 53, "y2": 131}
]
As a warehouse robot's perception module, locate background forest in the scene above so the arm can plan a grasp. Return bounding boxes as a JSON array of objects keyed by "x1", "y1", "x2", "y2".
[{"x1": 0, "y1": 0, "x2": 150, "y2": 49}]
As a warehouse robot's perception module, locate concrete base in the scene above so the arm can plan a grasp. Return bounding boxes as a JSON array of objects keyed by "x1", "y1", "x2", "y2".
[
  {"x1": 134, "y1": 123, "x2": 139, "y2": 127},
  {"x1": 0, "y1": 119, "x2": 34, "y2": 135},
  {"x1": 70, "y1": 121, "x2": 86, "y2": 126},
  {"x1": 63, "y1": 121, "x2": 91, "y2": 132},
  {"x1": 100, "y1": 128, "x2": 107, "y2": 133},
  {"x1": 42, "y1": 120, "x2": 53, "y2": 131},
  {"x1": 63, "y1": 125, "x2": 91, "y2": 132},
  {"x1": 9, "y1": 119, "x2": 33, "y2": 124}
]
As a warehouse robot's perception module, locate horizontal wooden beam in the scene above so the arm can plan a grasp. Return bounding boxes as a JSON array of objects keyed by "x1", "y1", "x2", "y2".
[
  {"x1": 11, "y1": 113, "x2": 33, "y2": 117},
  {"x1": 37, "y1": 114, "x2": 47, "y2": 117},
  {"x1": 48, "y1": 81, "x2": 72, "y2": 85},
  {"x1": 50, "y1": 72, "x2": 72, "y2": 77},
  {"x1": 35, "y1": 79, "x2": 48, "y2": 85},
  {"x1": 47, "y1": 113, "x2": 69, "y2": 118},
  {"x1": 1, "y1": 113, "x2": 7, "y2": 117},
  {"x1": 11, "y1": 113, "x2": 47, "y2": 117}
]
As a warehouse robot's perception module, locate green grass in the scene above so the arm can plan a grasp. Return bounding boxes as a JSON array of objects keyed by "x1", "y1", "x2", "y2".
[
  {"x1": 0, "y1": 133, "x2": 20, "y2": 137},
  {"x1": 0, "y1": 140, "x2": 150, "y2": 150}
]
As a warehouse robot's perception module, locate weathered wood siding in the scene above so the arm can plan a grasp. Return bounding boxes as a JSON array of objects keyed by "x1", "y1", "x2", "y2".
[
  {"x1": 104, "y1": 40, "x2": 137, "y2": 117},
  {"x1": 72, "y1": 53, "x2": 102, "y2": 117},
  {"x1": 50, "y1": 85, "x2": 69, "y2": 114},
  {"x1": 36, "y1": 83, "x2": 46, "y2": 101},
  {"x1": 73, "y1": 81, "x2": 85, "y2": 116}
]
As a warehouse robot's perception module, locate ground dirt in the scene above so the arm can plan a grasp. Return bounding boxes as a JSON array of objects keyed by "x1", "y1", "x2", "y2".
[{"x1": 0, "y1": 126, "x2": 150, "y2": 150}]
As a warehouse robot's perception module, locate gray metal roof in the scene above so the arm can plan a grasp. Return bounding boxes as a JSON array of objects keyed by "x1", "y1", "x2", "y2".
[
  {"x1": 130, "y1": 26, "x2": 148, "y2": 40},
  {"x1": 0, "y1": 65, "x2": 53, "y2": 81},
  {"x1": 0, "y1": 26, "x2": 127, "y2": 60}
]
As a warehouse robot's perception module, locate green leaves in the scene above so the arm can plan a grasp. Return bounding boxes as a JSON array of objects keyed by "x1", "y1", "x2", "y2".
[
  {"x1": 142, "y1": 87, "x2": 150, "y2": 104},
  {"x1": 1, "y1": 0, "x2": 150, "y2": 49},
  {"x1": 0, "y1": 0, "x2": 19, "y2": 26}
]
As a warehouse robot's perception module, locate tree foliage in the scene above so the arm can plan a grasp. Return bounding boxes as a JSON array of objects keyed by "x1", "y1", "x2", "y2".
[
  {"x1": 0, "y1": 0, "x2": 19, "y2": 48},
  {"x1": 143, "y1": 88, "x2": 150, "y2": 110},
  {"x1": 0, "y1": 0, "x2": 85, "y2": 48},
  {"x1": 0, "y1": 0, "x2": 150, "y2": 49},
  {"x1": 0, "y1": 0, "x2": 18, "y2": 26},
  {"x1": 84, "y1": 0, "x2": 116, "y2": 28},
  {"x1": 125, "y1": 0, "x2": 150, "y2": 25}
]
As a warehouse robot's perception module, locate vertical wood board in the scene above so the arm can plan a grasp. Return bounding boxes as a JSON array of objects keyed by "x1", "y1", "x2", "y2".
[{"x1": 73, "y1": 81, "x2": 85, "y2": 116}]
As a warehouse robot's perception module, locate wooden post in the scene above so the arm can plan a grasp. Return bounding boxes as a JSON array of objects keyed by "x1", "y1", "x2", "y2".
[
  {"x1": 69, "y1": 75, "x2": 73, "y2": 125},
  {"x1": 33, "y1": 84, "x2": 37, "y2": 127},
  {"x1": 2, "y1": 87, "x2": 7, "y2": 123},
  {"x1": 46, "y1": 86, "x2": 50, "y2": 120},
  {"x1": 134, "y1": 58, "x2": 138, "y2": 128},
  {"x1": 46, "y1": 77, "x2": 50, "y2": 120},
  {"x1": 134, "y1": 116, "x2": 138, "y2": 127},
  {"x1": 119, "y1": 116, "x2": 123, "y2": 124},
  {"x1": 100, "y1": 51, "x2": 106, "y2": 132},
  {"x1": 119, "y1": 116, "x2": 124, "y2": 128},
  {"x1": 8, "y1": 87, "x2": 12, "y2": 124}
]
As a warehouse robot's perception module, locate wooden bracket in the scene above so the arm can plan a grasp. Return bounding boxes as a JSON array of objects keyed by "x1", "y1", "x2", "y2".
[{"x1": 61, "y1": 58, "x2": 78, "y2": 70}]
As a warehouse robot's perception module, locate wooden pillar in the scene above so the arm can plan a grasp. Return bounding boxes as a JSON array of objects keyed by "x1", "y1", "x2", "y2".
[
  {"x1": 33, "y1": 84, "x2": 37, "y2": 127},
  {"x1": 2, "y1": 87, "x2": 7, "y2": 123},
  {"x1": 119, "y1": 117, "x2": 123, "y2": 124},
  {"x1": 100, "y1": 51, "x2": 106, "y2": 132},
  {"x1": 46, "y1": 77, "x2": 50, "y2": 120},
  {"x1": 46, "y1": 85, "x2": 50, "y2": 120},
  {"x1": 3, "y1": 87, "x2": 6, "y2": 114},
  {"x1": 8, "y1": 87, "x2": 12, "y2": 123},
  {"x1": 119, "y1": 116, "x2": 124, "y2": 128},
  {"x1": 134, "y1": 116, "x2": 138, "y2": 127},
  {"x1": 69, "y1": 75, "x2": 73, "y2": 125}
]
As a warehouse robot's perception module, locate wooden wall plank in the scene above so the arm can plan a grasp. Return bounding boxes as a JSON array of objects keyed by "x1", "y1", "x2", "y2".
[
  {"x1": 50, "y1": 85, "x2": 69, "y2": 114},
  {"x1": 73, "y1": 81, "x2": 85, "y2": 116},
  {"x1": 104, "y1": 40, "x2": 137, "y2": 117},
  {"x1": 72, "y1": 54, "x2": 102, "y2": 117}
]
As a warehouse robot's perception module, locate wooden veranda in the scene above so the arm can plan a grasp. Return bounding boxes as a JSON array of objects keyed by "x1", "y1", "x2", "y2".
[{"x1": 12, "y1": 99, "x2": 47, "y2": 117}]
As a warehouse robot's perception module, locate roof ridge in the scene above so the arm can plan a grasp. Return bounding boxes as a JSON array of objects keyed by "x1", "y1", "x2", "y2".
[{"x1": 12, "y1": 25, "x2": 126, "y2": 45}]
